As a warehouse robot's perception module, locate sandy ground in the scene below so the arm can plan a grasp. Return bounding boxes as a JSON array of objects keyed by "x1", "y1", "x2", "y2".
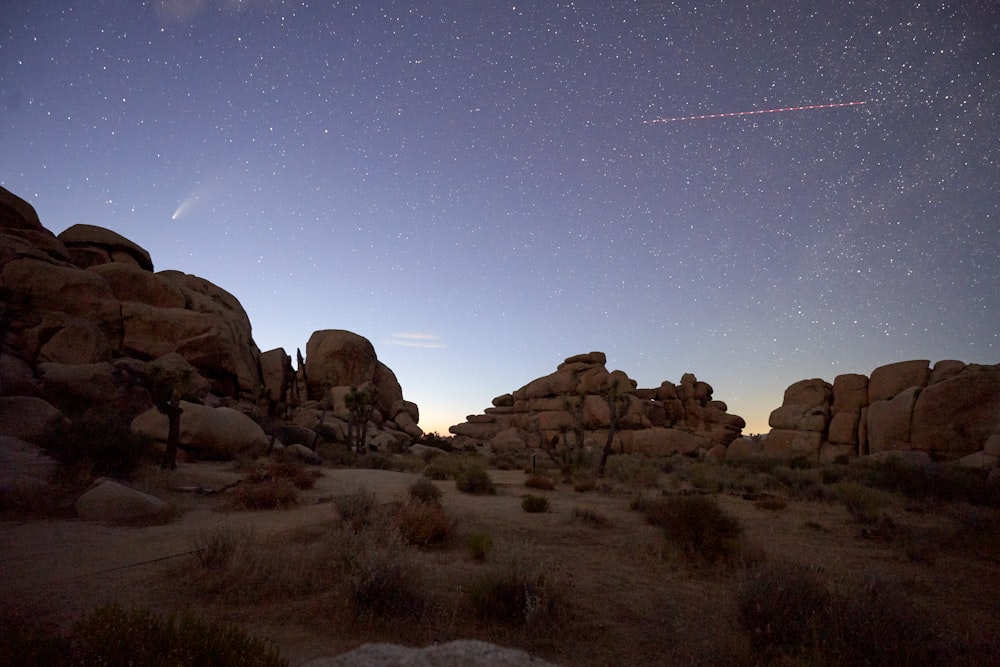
[{"x1": 3, "y1": 461, "x2": 1000, "y2": 665}]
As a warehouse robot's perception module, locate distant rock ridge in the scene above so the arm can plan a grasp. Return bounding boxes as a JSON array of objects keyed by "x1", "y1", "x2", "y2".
[
  {"x1": 0, "y1": 185, "x2": 422, "y2": 477},
  {"x1": 752, "y1": 360, "x2": 1000, "y2": 470},
  {"x1": 449, "y1": 351, "x2": 745, "y2": 458}
]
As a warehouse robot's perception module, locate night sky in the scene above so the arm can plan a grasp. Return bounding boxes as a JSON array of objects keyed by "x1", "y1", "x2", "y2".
[{"x1": 3, "y1": 1, "x2": 998, "y2": 436}]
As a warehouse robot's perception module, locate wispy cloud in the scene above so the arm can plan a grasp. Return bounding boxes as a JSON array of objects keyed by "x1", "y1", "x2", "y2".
[{"x1": 388, "y1": 333, "x2": 447, "y2": 349}]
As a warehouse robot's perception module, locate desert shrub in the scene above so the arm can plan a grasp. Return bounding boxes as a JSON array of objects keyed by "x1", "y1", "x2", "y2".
[
  {"x1": 397, "y1": 501, "x2": 454, "y2": 546},
  {"x1": 192, "y1": 526, "x2": 249, "y2": 569},
  {"x1": 422, "y1": 462, "x2": 452, "y2": 480},
  {"x1": 466, "y1": 532, "x2": 494, "y2": 562},
  {"x1": 355, "y1": 452, "x2": 393, "y2": 470},
  {"x1": 339, "y1": 523, "x2": 427, "y2": 620},
  {"x1": 607, "y1": 454, "x2": 660, "y2": 489},
  {"x1": 315, "y1": 442, "x2": 357, "y2": 467},
  {"x1": 261, "y1": 459, "x2": 317, "y2": 489},
  {"x1": 70, "y1": 603, "x2": 286, "y2": 667},
  {"x1": 409, "y1": 478, "x2": 442, "y2": 504},
  {"x1": 490, "y1": 450, "x2": 522, "y2": 470},
  {"x1": 521, "y1": 494, "x2": 550, "y2": 513},
  {"x1": 737, "y1": 563, "x2": 829, "y2": 659},
  {"x1": 416, "y1": 431, "x2": 453, "y2": 452},
  {"x1": 455, "y1": 465, "x2": 496, "y2": 495},
  {"x1": 570, "y1": 506, "x2": 609, "y2": 527},
  {"x1": 861, "y1": 458, "x2": 997, "y2": 505},
  {"x1": 753, "y1": 495, "x2": 788, "y2": 511},
  {"x1": 833, "y1": 481, "x2": 891, "y2": 524},
  {"x1": 737, "y1": 566, "x2": 948, "y2": 665},
  {"x1": 644, "y1": 495, "x2": 751, "y2": 566},
  {"x1": 525, "y1": 475, "x2": 555, "y2": 490},
  {"x1": 46, "y1": 408, "x2": 151, "y2": 478},
  {"x1": 464, "y1": 547, "x2": 565, "y2": 626},
  {"x1": 334, "y1": 488, "x2": 377, "y2": 531},
  {"x1": 0, "y1": 604, "x2": 69, "y2": 665},
  {"x1": 227, "y1": 478, "x2": 298, "y2": 511},
  {"x1": 572, "y1": 471, "x2": 596, "y2": 492}
]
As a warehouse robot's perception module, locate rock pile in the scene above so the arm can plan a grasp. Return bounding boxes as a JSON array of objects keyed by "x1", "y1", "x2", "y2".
[
  {"x1": 0, "y1": 186, "x2": 422, "y2": 502},
  {"x1": 450, "y1": 352, "x2": 745, "y2": 458},
  {"x1": 757, "y1": 359, "x2": 1000, "y2": 467}
]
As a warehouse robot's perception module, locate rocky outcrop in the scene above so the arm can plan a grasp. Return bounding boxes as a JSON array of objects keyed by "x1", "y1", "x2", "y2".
[
  {"x1": 763, "y1": 360, "x2": 1000, "y2": 466},
  {"x1": 0, "y1": 186, "x2": 422, "y2": 462},
  {"x1": 449, "y1": 352, "x2": 744, "y2": 458}
]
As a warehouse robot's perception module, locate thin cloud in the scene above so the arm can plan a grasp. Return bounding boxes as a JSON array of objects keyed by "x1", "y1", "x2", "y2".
[{"x1": 388, "y1": 333, "x2": 447, "y2": 349}]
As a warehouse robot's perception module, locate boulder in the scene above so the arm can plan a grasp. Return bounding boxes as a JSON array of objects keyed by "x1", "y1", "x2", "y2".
[
  {"x1": 0, "y1": 435, "x2": 59, "y2": 481},
  {"x1": 32, "y1": 312, "x2": 112, "y2": 365},
  {"x1": 37, "y1": 362, "x2": 117, "y2": 410},
  {"x1": 929, "y1": 360, "x2": 966, "y2": 385},
  {"x1": 260, "y1": 348, "x2": 293, "y2": 403},
  {"x1": 867, "y1": 387, "x2": 920, "y2": 454},
  {"x1": 0, "y1": 396, "x2": 66, "y2": 444},
  {"x1": 762, "y1": 429, "x2": 822, "y2": 461},
  {"x1": 301, "y1": 639, "x2": 558, "y2": 667},
  {"x1": 373, "y1": 361, "x2": 404, "y2": 417},
  {"x1": 58, "y1": 223, "x2": 153, "y2": 270},
  {"x1": 285, "y1": 443, "x2": 321, "y2": 465},
  {"x1": 492, "y1": 427, "x2": 529, "y2": 452},
  {"x1": 131, "y1": 401, "x2": 268, "y2": 460},
  {"x1": 768, "y1": 403, "x2": 829, "y2": 432},
  {"x1": 393, "y1": 410, "x2": 423, "y2": 440},
  {"x1": 0, "y1": 185, "x2": 43, "y2": 230},
  {"x1": 827, "y1": 410, "x2": 860, "y2": 445},
  {"x1": 627, "y1": 427, "x2": 705, "y2": 456},
  {"x1": 0, "y1": 353, "x2": 40, "y2": 396},
  {"x1": 910, "y1": 365, "x2": 1000, "y2": 457},
  {"x1": 725, "y1": 436, "x2": 763, "y2": 462},
  {"x1": 832, "y1": 373, "x2": 868, "y2": 414},
  {"x1": 305, "y1": 330, "x2": 378, "y2": 401},
  {"x1": 88, "y1": 262, "x2": 185, "y2": 308},
  {"x1": 781, "y1": 378, "x2": 832, "y2": 408},
  {"x1": 75, "y1": 479, "x2": 171, "y2": 525},
  {"x1": 868, "y1": 360, "x2": 930, "y2": 403}
]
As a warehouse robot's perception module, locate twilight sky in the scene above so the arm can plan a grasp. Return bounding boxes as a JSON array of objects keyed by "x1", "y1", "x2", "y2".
[{"x1": 2, "y1": 1, "x2": 998, "y2": 436}]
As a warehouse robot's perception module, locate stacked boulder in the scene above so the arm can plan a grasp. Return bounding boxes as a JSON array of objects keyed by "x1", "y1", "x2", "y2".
[
  {"x1": 450, "y1": 352, "x2": 745, "y2": 457},
  {"x1": 760, "y1": 359, "x2": 1000, "y2": 466},
  {"x1": 0, "y1": 186, "x2": 422, "y2": 474}
]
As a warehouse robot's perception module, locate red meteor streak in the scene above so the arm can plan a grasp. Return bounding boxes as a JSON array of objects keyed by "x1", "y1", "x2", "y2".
[{"x1": 644, "y1": 100, "x2": 866, "y2": 124}]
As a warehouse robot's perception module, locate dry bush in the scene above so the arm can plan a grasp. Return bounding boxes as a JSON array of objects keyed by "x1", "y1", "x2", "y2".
[
  {"x1": 263, "y1": 459, "x2": 318, "y2": 489},
  {"x1": 521, "y1": 494, "x2": 550, "y2": 513},
  {"x1": 397, "y1": 501, "x2": 454, "y2": 546},
  {"x1": 338, "y1": 521, "x2": 428, "y2": 620},
  {"x1": 525, "y1": 475, "x2": 555, "y2": 490},
  {"x1": 455, "y1": 466, "x2": 496, "y2": 495},
  {"x1": 644, "y1": 495, "x2": 756, "y2": 567},
  {"x1": 191, "y1": 526, "x2": 251, "y2": 569},
  {"x1": 753, "y1": 495, "x2": 788, "y2": 511},
  {"x1": 736, "y1": 562, "x2": 829, "y2": 660},
  {"x1": 606, "y1": 454, "x2": 660, "y2": 489},
  {"x1": 334, "y1": 488, "x2": 378, "y2": 531},
  {"x1": 572, "y1": 472, "x2": 596, "y2": 492},
  {"x1": 227, "y1": 478, "x2": 298, "y2": 511},
  {"x1": 570, "y1": 506, "x2": 609, "y2": 528},
  {"x1": 464, "y1": 546, "x2": 567, "y2": 626},
  {"x1": 833, "y1": 481, "x2": 892, "y2": 524},
  {"x1": 408, "y1": 478, "x2": 442, "y2": 504},
  {"x1": 466, "y1": 531, "x2": 494, "y2": 562},
  {"x1": 70, "y1": 603, "x2": 287, "y2": 667}
]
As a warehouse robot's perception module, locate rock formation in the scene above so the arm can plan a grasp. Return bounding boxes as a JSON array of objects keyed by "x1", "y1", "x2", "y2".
[
  {"x1": 760, "y1": 359, "x2": 1000, "y2": 468},
  {"x1": 0, "y1": 186, "x2": 422, "y2": 477},
  {"x1": 449, "y1": 351, "x2": 745, "y2": 458}
]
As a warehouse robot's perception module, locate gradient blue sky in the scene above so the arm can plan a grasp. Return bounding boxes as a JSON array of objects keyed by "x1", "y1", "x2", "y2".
[{"x1": 3, "y1": 1, "x2": 998, "y2": 435}]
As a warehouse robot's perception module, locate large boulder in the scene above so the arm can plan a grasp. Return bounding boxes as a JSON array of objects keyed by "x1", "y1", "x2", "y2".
[
  {"x1": 910, "y1": 365, "x2": 1000, "y2": 458},
  {"x1": 0, "y1": 396, "x2": 66, "y2": 444},
  {"x1": 75, "y1": 479, "x2": 171, "y2": 525},
  {"x1": 88, "y1": 262, "x2": 185, "y2": 308},
  {"x1": 868, "y1": 360, "x2": 930, "y2": 403},
  {"x1": 58, "y1": 223, "x2": 153, "y2": 270},
  {"x1": 831, "y1": 373, "x2": 868, "y2": 414},
  {"x1": 626, "y1": 427, "x2": 706, "y2": 456},
  {"x1": 866, "y1": 387, "x2": 920, "y2": 454},
  {"x1": 131, "y1": 401, "x2": 268, "y2": 460},
  {"x1": 305, "y1": 330, "x2": 378, "y2": 401}
]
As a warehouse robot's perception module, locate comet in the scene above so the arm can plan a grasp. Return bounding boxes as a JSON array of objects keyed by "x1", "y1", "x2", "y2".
[{"x1": 644, "y1": 100, "x2": 866, "y2": 124}]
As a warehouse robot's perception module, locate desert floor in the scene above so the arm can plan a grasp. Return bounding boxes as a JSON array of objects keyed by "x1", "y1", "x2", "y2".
[{"x1": 2, "y1": 458, "x2": 999, "y2": 665}]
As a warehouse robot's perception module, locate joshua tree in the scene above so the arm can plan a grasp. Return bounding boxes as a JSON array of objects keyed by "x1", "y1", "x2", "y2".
[
  {"x1": 345, "y1": 384, "x2": 377, "y2": 453},
  {"x1": 146, "y1": 364, "x2": 199, "y2": 470},
  {"x1": 597, "y1": 384, "x2": 629, "y2": 477}
]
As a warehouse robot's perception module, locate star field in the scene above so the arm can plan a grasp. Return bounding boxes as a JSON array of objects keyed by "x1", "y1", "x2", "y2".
[{"x1": 2, "y1": 1, "x2": 998, "y2": 434}]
